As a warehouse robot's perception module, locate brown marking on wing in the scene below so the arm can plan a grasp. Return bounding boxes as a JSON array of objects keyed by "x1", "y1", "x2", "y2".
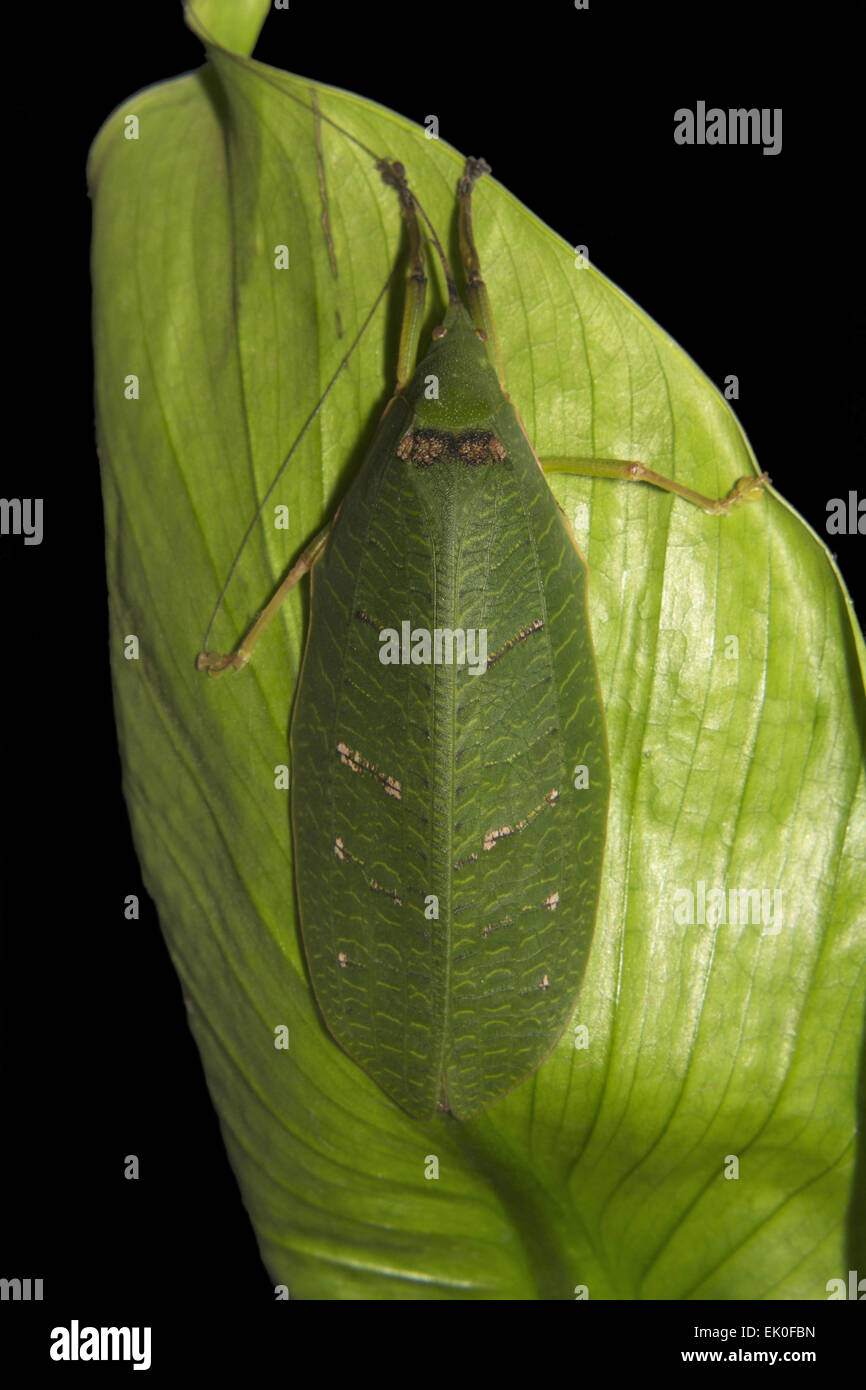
[
  {"x1": 453, "y1": 852, "x2": 479, "y2": 871},
  {"x1": 480, "y1": 889, "x2": 560, "y2": 940},
  {"x1": 369, "y1": 879, "x2": 403, "y2": 907},
  {"x1": 482, "y1": 788, "x2": 559, "y2": 852},
  {"x1": 336, "y1": 741, "x2": 402, "y2": 799},
  {"x1": 481, "y1": 915, "x2": 513, "y2": 939},
  {"x1": 486, "y1": 617, "x2": 544, "y2": 670}
]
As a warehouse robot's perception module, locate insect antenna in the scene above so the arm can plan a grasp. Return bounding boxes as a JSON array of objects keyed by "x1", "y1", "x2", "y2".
[
  {"x1": 198, "y1": 74, "x2": 460, "y2": 652},
  {"x1": 199, "y1": 270, "x2": 395, "y2": 654}
]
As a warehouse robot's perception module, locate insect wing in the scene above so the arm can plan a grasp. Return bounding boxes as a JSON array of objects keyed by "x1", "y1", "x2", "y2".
[{"x1": 291, "y1": 321, "x2": 609, "y2": 1119}]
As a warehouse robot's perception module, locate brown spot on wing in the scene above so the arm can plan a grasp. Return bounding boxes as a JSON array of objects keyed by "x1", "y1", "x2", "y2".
[
  {"x1": 354, "y1": 608, "x2": 382, "y2": 630},
  {"x1": 336, "y1": 741, "x2": 402, "y2": 799},
  {"x1": 482, "y1": 789, "x2": 559, "y2": 852},
  {"x1": 486, "y1": 617, "x2": 544, "y2": 671},
  {"x1": 369, "y1": 879, "x2": 403, "y2": 907}
]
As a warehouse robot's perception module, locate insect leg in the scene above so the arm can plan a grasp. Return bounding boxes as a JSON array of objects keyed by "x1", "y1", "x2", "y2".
[
  {"x1": 376, "y1": 160, "x2": 429, "y2": 391},
  {"x1": 197, "y1": 521, "x2": 333, "y2": 676},
  {"x1": 457, "y1": 156, "x2": 507, "y2": 392},
  {"x1": 541, "y1": 456, "x2": 770, "y2": 513}
]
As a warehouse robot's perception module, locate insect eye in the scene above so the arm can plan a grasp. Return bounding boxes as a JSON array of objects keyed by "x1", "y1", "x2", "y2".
[{"x1": 432, "y1": 324, "x2": 447, "y2": 340}]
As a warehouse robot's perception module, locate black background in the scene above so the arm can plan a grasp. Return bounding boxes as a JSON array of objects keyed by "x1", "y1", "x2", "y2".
[{"x1": 2, "y1": 0, "x2": 863, "y2": 1364}]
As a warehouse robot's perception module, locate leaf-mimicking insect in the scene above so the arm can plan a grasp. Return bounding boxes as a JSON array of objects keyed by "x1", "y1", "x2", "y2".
[{"x1": 198, "y1": 103, "x2": 767, "y2": 1120}]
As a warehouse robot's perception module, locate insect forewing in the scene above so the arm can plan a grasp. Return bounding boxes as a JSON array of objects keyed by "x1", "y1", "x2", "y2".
[{"x1": 291, "y1": 307, "x2": 609, "y2": 1118}]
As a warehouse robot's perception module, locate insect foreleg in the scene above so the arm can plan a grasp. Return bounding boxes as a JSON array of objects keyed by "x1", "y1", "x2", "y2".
[
  {"x1": 376, "y1": 159, "x2": 429, "y2": 390},
  {"x1": 456, "y1": 156, "x2": 506, "y2": 391},
  {"x1": 196, "y1": 520, "x2": 333, "y2": 676}
]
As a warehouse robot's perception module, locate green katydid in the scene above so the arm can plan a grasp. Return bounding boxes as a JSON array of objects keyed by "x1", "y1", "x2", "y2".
[{"x1": 197, "y1": 106, "x2": 768, "y2": 1122}]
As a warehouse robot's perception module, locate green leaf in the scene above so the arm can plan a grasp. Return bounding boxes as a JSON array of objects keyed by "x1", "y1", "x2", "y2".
[{"x1": 88, "y1": 0, "x2": 866, "y2": 1298}]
